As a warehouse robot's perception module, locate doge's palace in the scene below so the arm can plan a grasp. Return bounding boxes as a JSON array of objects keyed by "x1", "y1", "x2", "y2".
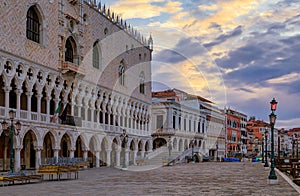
[{"x1": 0, "y1": 0, "x2": 153, "y2": 171}]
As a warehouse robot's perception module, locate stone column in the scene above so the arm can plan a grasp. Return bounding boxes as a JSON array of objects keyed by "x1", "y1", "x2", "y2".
[
  {"x1": 133, "y1": 150, "x2": 138, "y2": 165},
  {"x1": 83, "y1": 150, "x2": 88, "y2": 161},
  {"x1": 4, "y1": 87, "x2": 11, "y2": 117},
  {"x1": 46, "y1": 96, "x2": 51, "y2": 122},
  {"x1": 71, "y1": 102, "x2": 75, "y2": 116},
  {"x1": 14, "y1": 147, "x2": 21, "y2": 172},
  {"x1": 106, "y1": 148, "x2": 112, "y2": 167},
  {"x1": 16, "y1": 88, "x2": 22, "y2": 118},
  {"x1": 91, "y1": 108, "x2": 95, "y2": 122},
  {"x1": 26, "y1": 92, "x2": 33, "y2": 120},
  {"x1": 95, "y1": 151, "x2": 100, "y2": 168},
  {"x1": 53, "y1": 148, "x2": 60, "y2": 164},
  {"x1": 140, "y1": 150, "x2": 145, "y2": 158},
  {"x1": 36, "y1": 94, "x2": 42, "y2": 121},
  {"x1": 35, "y1": 147, "x2": 42, "y2": 169},
  {"x1": 84, "y1": 102, "x2": 88, "y2": 121},
  {"x1": 116, "y1": 147, "x2": 121, "y2": 167},
  {"x1": 125, "y1": 149, "x2": 129, "y2": 167},
  {"x1": 69, "y1": 149, "x2": 75, "y2": 159}
]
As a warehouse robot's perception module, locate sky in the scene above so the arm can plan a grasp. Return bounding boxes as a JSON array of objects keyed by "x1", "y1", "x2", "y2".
[{"x1": 97, "y1": 0, "x2": 300, "y2": 129}]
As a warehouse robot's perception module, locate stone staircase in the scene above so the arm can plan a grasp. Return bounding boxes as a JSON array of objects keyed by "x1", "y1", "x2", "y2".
[{"x1": 145, "y1": 149, "x2": 182, "y2": 167}]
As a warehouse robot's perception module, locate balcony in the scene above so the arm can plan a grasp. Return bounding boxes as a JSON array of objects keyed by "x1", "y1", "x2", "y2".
[
  {"x1": 61, "y1": 61, "x2": 85, "y2": 76},
  {"x1": 152, "y1": 128, "x2": 174, "y2": 137},
  {"x1": 0, "y1": 106, "x2": 150, "y2": 136}
]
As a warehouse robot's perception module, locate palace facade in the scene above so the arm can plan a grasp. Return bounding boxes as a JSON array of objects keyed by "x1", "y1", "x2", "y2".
[
  {"x1": 0, "y1": 0, "x2": 153, "y2": 171},
  {"x1": 152, "y1": 89, "x2": 225, "y2": 160}
]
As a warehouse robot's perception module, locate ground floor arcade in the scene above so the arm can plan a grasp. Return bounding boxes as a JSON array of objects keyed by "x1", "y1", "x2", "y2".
[{"x1": 0, "y1": 124, "x2": 152, "y2": 172}]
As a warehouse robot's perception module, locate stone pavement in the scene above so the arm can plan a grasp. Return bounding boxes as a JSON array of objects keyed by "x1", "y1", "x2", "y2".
[{"x1": 1, "y1": 162, "x2": 299, "y2": 196}]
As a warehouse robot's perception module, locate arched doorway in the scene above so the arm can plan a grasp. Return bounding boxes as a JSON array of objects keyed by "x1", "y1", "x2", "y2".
[
  {"x1": 100, "y1": 138, "x2": 108, "y2": 166},
  {"x1": 0, "y1": 132, "x2": 9, "y2": 171},
  {"x1": 75, "y1": 136, "x2": 83, "y2": 158},
  {"x1": 60, "y1": 134, "x2": 70, "y2": 157},
  {"x1": 138, "y1": 140, "x2": 143, "y2": 157},
  {"x1": 111, "y1": 138, "x2": 118, "y2": 166},
  {"x1": 129, "y1": 140, "x2": 135, "y2": 165},
  {"x1": 42, "y1": 132, "x2": 54, "y2": 164},
  {"x1": 153, "y1": 138, "x2": 167, "y2": 150},
  {"x1": 178, "y1": 139, "x2": 183, "y2": 151},
  {"x1": 88, "y1": 136, "x2": 98, "y2": 167},
  {"x1": 21, "y1": 130, "x2": 37, "y2": 169},
  {"x1": 173, "y1": 138, "x2": 177, "y2": 151}
]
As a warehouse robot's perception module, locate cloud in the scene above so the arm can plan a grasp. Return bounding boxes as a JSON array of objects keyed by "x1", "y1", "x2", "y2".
[
  {"x1": 203, "y1": 25, "x2": 243, "y2": 48},
  {"x1": 110, "y1": 0, "x2": 182, "y2": 19}
]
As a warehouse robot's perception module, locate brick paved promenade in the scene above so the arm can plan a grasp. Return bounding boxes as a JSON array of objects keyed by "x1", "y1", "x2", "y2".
[{"x1": 1, "y1": 162, "x2": 299, "y2": 196}]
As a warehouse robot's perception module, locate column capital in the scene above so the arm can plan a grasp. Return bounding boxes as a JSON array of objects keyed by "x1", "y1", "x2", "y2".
[
  {"x1": 105, "y1": 147, "x2": 112, "y2": 152},
  {"x1": 15, "y1": 88, "x2": 23, "y2": 95},
  {"x1": 26, "y1": 91, "x2": 33, "y2": 97},
  {"x1": 53, "y1": 147, "x2": 61, "y2": 151},
  {"x1": 3, "y1": 86, "x2": 12, "y2": 92},
  {"x1": 34, "y1": 146, "x2": 43, "y2": 151}
]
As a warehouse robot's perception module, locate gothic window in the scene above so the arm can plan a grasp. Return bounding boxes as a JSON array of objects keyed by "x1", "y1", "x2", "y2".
[
  {"x1": 93, "y1": 41, "x2": 100, "y2": 69},
  {"x1": 65, "y1": 37, "x2": 74, "y2": 63},
  {"x1": 26, "y1": 6, "x2": 40, "y2": 43},
  {"x1": 139, "y1": 71, "x2": 145, "y2": 94},
  {"x1": 119, "y1": 62, "x2": 125, "y2": 86},
  {"x1": 156, "y1": 115, "x2": 163, "y2": 129},
  {"x1": 172, "y1": 115, "x2": 176, "y2": 129}
]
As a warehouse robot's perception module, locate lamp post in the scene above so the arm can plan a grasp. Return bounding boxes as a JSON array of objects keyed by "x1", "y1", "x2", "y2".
[
  {"x1": 264, "y1": 127, "x2": 269, "y2": 168},
  {"x1": 216, "y1": 141, "x2": 218, "y2": 162},
  {"x1": 120, "y1": 129, "x2": 128, "y2": 169},
  {"x1": 262, "y1": 134, "x2": 265, "y2": 164},
  {"x1": 268, "y1": 98, "x2": 278, "y2": 184},
  {"x1": 1, "y1": 110, "x2": 21, "y2": 174},
  {"x1": 191, "y1": 140, "x2": 195, "y2": 163},
  {"x1": 278, "y1": 131, "x2": 280, "y2": 159}
]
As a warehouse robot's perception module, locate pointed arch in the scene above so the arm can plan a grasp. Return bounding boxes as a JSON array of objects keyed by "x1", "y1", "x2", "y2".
[
  {"x1": 139, "y1": 71, "x2": 145, "y2": 94},
  {"x1": 26, "y1": 5, "x2": 44, "y2": 43},
  {"x1": 119, "y1": 60, "x2": 125, "y2": 86},
  {"x1": 93, "y1": 41, "x2": 102, "y2": 69},
  {"x1": 65, "y1": 36, "x2": 78, "y2": 64}
]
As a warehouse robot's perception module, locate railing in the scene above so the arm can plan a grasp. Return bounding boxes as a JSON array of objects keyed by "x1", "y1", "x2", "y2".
[
  {"x1": 62, "y1": 61, "x2": 85, "y2": 75},
  {"x1": 20, "y1": 110, "x2": 28, "y2": 119},
  {"x1": 0, "y1": 106, "x2": 5, "y2": 117},
  {"x1": 167, "y1": 147, "x2": 205, "y2": 166},
  {"x1": 40, "y1": 113, "x2": 47, "y2": 122},
  {"x1": 146, "y1": 146, "x2": 167, "y2": 160},
  {"x1": 0, "y1": 107, "x2": 148, "y2": 135},
  {"x1": 31, "y1": 112, "x2": 38, "y2": 121}
]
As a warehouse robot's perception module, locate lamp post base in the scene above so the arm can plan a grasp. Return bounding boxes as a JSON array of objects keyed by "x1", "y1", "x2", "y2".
[{"x1": 268, "y1": 179, "x2": 278, "y2": 184}]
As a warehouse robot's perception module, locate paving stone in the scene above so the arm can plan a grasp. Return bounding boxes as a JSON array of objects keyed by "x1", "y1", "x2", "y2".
[{"x1": 1, "y1": 162, "x2": 299, "y2": 195}]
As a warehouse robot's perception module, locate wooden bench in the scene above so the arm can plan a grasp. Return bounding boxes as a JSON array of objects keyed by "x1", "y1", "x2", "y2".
[
  {"x1": 75, "y1": 161, "x2": 90, "y2": 169},
  {"x1": 38, "y1": 165, "x2": 79, "y2": 181},
  {"x1": 275, "y1": 158, "x2": 294, "y2": 174},
  {"x1": 290, "y1": 162, "x2": 300, "y2": 185},
  {"x1": 0, "y1": 174, "x2": 42, "y2": 186}
]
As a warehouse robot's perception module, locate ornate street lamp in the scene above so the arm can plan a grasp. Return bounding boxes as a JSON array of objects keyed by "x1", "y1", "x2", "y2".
[
  {"x1": 191, "y1": 140, "x2": 195, "y2": 162},
  {"x1": 268, "y1": 98, "x2": 278, "y2": 184},
  {"x1": 262, "y1": 133, "x2": 265, "y2": 164},
  {"x1": 264, "y1": 127, "x2": 269, "y2": 168},
  {"x1": 1, "y1": 110, "x2": 21, "y2": 174},
  {"x1": 216, "y1": 141, "x2": 218, "y2": 162}
]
